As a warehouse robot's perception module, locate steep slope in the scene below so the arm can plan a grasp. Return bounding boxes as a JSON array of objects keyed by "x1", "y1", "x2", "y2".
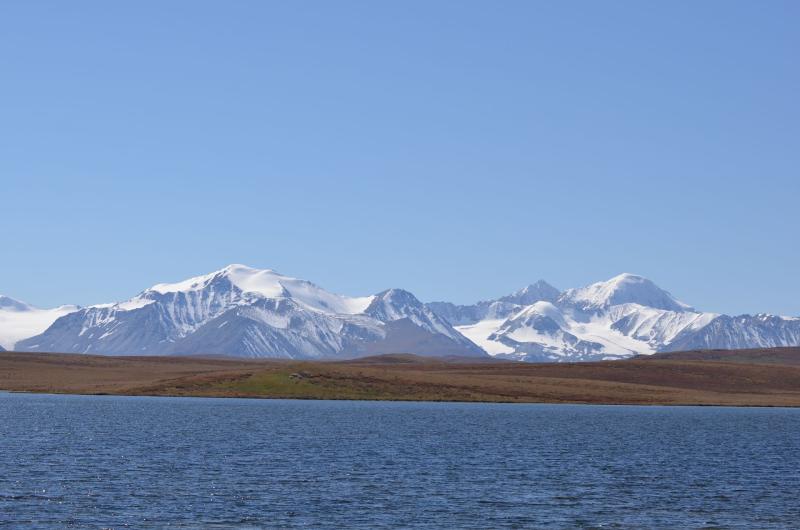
[
  {"x1": 458, "y1": 301, "x2": 649, "y2": 362},
  {"x1": 17, "y1": 265, "x2": 485, "y2": 359},
  {"x1": 164, "y1": 299, "x2": 383, "y2": 359},
  {"x1": 149, "y1": 264, "x2": 373, "y2": 315},
  {"x1": 448, "y1": 274, "x2": 800, "y2": 362},
  {"x1": 0, "y1": 296, "x2": 79, "y2": 350},
  {"x1": 496, "y1": 281, "x2": 561, "y2": 306},
  {"x1": 0, "y1": 296, "x2": 30, "y2": 312},
  {"x1": 606, "y1": 304, "x2": 717, "y2": 350},
  {"x1": 558, "y1": 273, "x2": 692, "y2": 312},
  {"x1": 488, "y1": 302, "x2": 610, "y2": 361},
  {"x1": 664, "y1": 314, "x2": 800, "y2": 352},
  {"x1": 359, "y1": 289, "x2": 485, "y2": 357}
]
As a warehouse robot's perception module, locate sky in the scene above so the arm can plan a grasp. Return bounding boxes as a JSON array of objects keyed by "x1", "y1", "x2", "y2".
[{"x1": 1, "y1": 0, "x2": 798, "y2": 315}]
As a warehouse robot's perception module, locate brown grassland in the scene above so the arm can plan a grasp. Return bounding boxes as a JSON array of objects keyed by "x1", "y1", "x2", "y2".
[{"x1": 2, "y1": 348, "x2": 800, "y2": 406}]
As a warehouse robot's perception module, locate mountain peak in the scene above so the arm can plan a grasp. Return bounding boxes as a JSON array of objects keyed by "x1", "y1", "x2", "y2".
[
  {"x1": 148, "y1": 265, "x2": 289, "y2": 297},
  {"x1": 607, "y1": 272, "x2": 650, "y2": 285},
  {"x1": 220, "y1": 263, "x2": 278, "y2": 275},
  {"x1": 611, "y1": 272, "x2": 642, "y2": 280},
  {"x1": 146, "y1": 265, "x2": 373, "y2": 315},
  {"x1": 375, "y1": 288, "x2": 418, "y2": 300},
  {"x1": 367, "y1": 289, "x2": 424, "y2": 316},
  {"x1": 0, "y1": 295, "x2": 32, "y2": 312},
  {"x1": 522, "y1": 280, "x2": 559, "y2": 293},
  {"x1": 515, "y1": 300, "x2": 566, "y2": 325},
  {"x1": 497, "y1": 280, "x2": 560, "y2": 306},
  {"x1": 559, "y1": 273, "x2": 693, "y2": 312}
]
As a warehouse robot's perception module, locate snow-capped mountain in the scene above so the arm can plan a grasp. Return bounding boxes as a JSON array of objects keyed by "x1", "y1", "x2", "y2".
[
  {"x1": 428, "y1": 273, "x2": 800, "y2": 362},
  {"x1": 4, "y1": 268, "x2": 800, "y2": 362},
  {"x1": 0, "y1": 296, "x2": 79, "y2": 350},
  {"x1": 662, "y1": 314, "x2": 800, "y2": 352},
  {"x1": 427, "y1": 280, "x2": 560, "y2": 327},
  {"x1": 558, "y1": 273, "x2": 693, "y2": 312},
  {"x1": 14, "y1": 265, "x2": 484, "y2": 359}
]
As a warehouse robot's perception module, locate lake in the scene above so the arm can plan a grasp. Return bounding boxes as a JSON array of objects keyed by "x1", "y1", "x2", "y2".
[{"x1": 0, "y1": 393, "x2": 798, "y2": 528}]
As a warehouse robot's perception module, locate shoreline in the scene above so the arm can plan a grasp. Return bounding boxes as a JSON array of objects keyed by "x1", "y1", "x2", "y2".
[{"x1": 3, "y1": 388, "x2": 800, "y2": 408}]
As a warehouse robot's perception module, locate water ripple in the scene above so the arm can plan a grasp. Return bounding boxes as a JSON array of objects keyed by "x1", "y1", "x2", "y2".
[{"x1": 0, "y1": 395, "x2": 799, "y2": 528}]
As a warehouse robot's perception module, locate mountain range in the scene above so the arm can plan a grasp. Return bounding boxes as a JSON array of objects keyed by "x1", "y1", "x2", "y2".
[
  {"x1": 439, "y1": 273, "x2": 800, "y2": 362},
  {"x1": 5, "y1": 265, "x2": 482, "y2": 359},
  {"x1": 1, "y1": 265, "x2": 798, "y2": 362}
]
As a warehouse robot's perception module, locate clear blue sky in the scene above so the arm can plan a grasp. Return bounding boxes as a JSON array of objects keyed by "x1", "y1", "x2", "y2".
[{"x1": 1, "y1": 0, "x2": 798, "y2": 315}]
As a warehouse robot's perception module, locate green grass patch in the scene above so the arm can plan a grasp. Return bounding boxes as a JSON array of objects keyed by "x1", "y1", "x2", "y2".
[{"x1": 210, "y1": 369, "x2": 391, "y2": 399}]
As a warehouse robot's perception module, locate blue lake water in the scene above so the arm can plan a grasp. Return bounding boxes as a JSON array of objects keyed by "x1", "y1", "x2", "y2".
[{"x1": 0, "y1": 393, "x2": 799, "y2": 528}]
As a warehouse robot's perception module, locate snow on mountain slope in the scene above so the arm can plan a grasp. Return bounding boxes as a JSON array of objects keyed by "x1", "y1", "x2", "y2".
[
  {"x1": 490, "y1": 302, "x2": 618, "y2": 361},
  {"x1": 456, "y1": 319, "x2": 516, "y2": 355},
  {"x1": 16, "y1": 265, "x2": 484, "y2": 359},
  {"x1": 426, "y1": 300, "x2": 520, "y2": 327},
  {"x1": 496, "y1": 281, "x2": 561, "y2": 306},
  {"x1": 164, "y1": 299, "x2": 385, "y2": 359},
  {"x1": 558, "y1": 273, "x2": 692, "y2": 312},
  {"x1": 363, "y1": 289, "x2": 485, "y2": 356},
  {"x1": 0, "y1": 296, "x2": 79, "y2": 350},
  {"x1": 430, "y1": 278, "x2": 682, "y2": 361},
  {"x1": 445, "y1": 274, "x2": 800, "y2": 362},
  {"x1": 149, "y1": 264, "x2": 374, "y2": 315},
  {"x1": 457, "y1": 301, "x2": 650, "y2": 362},
  {"x1": 663, "y1": 314, "x2": 800, "y2": 352},
  {"x1": 7, "y1": 270, "x2": 800, "y2": 362},
  {"x1": 427, "y1": 280, "x2": 560, "y2": 327},
  {"x1": 365, "y1": 289, "x2": 457, "y2": 340},
  {"x1": 606, "y1": 304, "x2": 717, "y2": 350}
]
